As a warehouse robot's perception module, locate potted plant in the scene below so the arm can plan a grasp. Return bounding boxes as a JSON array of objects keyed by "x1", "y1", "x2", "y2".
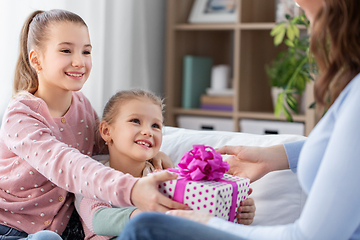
[{"x1": 266, "y1": 13, "x2": 316, "y2": 122}]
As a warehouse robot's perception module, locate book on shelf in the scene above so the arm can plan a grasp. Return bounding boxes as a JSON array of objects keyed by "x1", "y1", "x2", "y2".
[
  {"x1": 206, "y1": 88, "x2": 234, "y2": 96},
  {"x1": 182, "y1": 55, "x2": 213, "y2": 109},
  {"x1": 200, "y1": 94, "x2": 233, "y2": 105},
  {"x1": 200, "y1": 103, "x2": 233, "y2": 111}
]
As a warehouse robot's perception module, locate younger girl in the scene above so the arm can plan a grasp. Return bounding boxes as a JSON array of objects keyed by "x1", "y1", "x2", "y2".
[
  {"x1": 0, "y1": 9, "x2": 185, "y2": 240},
  {"x1": 76, "y1": 90, "x2": 256, "y2": 240}
]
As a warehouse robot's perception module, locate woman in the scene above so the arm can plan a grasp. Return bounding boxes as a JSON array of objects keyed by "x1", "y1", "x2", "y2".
[{"x1": 116, "y1": 0, "x2": 360, "y2": 239}]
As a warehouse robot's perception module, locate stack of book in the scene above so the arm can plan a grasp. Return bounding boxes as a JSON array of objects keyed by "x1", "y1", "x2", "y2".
[{"x1": 200, "y1": 94, "x2": 233, "y2": 111}]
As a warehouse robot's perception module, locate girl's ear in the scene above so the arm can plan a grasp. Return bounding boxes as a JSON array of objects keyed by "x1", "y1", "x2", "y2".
[
  {"x1": 99, "y1": 121, "x2": 112, "y2": 144},
  {"x1": 29, "y1": 49, "x2": 42, "y2": 72}
]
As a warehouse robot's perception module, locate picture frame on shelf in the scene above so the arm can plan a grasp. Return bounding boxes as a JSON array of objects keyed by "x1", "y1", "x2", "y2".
[{"x1": 188, "y1": 0, "x2": 237, "y2": 23}]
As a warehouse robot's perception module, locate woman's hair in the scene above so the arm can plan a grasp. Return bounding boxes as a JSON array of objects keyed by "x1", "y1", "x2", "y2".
[
  {"x1": 102, "y1": 89, "x2": 165, "y2": 125},
  {"x1": 310, "y1": 0, "x2": 360, "y2": 107},
  {"x1": 13, "y1": 9, "x2": 87, "y2": 97}
]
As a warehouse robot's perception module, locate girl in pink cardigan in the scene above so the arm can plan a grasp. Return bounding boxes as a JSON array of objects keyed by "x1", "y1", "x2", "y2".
[
  {"x1": 0, "y1": 9, "x2": 185, "y2": 240},
  {"x1": 75, "y1": 90, "x2": 256, "y2": 240}
]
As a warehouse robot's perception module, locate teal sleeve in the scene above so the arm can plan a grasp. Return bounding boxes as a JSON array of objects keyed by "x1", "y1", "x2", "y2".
[{"x1": 92, "y1": 206, "x2": 137, "y2": 236}]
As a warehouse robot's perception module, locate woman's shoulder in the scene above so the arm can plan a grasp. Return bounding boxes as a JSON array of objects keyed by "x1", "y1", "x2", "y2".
[
  {"x1": 340, "y1": 72, "x2": 360, "y2": 100},
  {"x1": 331, "y1": 72, "x2": 360, "y2": 115},
  {"x1": 350, "y1": 72, "x2": 360, "y2": 89}
]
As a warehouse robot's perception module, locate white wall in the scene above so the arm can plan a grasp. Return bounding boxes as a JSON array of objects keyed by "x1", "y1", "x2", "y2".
[{"x1": 0, "y1": 0, "x2": 166, "y2": 120}]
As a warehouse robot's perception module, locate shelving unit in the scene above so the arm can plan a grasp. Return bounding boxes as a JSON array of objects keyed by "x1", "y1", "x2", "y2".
[{"x1": 164, "y1": 0, "x2": 316, "y2": 136}]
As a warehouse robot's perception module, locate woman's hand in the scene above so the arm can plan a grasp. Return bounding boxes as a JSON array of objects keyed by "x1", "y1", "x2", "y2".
[
  {"x1": 237, "y1": 188, "x2": 255, "y2": 225},
  {"x1": 217, "y1": 144, "x2": 289, "y2": 182},
  {"x1": 130, "y1": 171, "x2": 189, "y2": 212},
  {"x1": 152, "y1": 151, "x2": 175, "y2": 170},
  {"x1": 166, "y1": 210, "x2": 214, "y2": 225}
]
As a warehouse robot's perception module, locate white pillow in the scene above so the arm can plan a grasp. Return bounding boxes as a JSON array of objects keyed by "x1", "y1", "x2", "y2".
[{"x1": 160, "y1": 126, "x2": 307, "y2": 226}]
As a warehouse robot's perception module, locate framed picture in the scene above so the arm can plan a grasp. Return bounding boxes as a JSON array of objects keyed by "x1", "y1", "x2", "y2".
[{"x1": 188, "y1": 0, "x2": 237, "y2": 23}]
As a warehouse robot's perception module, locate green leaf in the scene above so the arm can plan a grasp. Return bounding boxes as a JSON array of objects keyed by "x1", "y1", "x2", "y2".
[
  {"x1": 295, "y1": 75, "x2": 306, "y2": 92},
  {"x1": 270, "y1": 23, "x2": 286, "y2": 36},
  {"x1": 283, "y1": 105, "x2": 293, "y2": 122},
  {"x1": 271, "y1": 23, "x2": 286, "y2": 46},
  {"x1": 274, "y1": 92, "x2": 284, "y2": 118},
  {"x1": 309, "y1": 101, "x2": 316, "y2": 109},
  {"x1": 288, "y1": 91, "x2": 299, "y2": 99},
  {"x1": 292, "y1": 24, "x2": 300, "y2": 38},
  {"x1": 286, "y1": 94, "x2": 299, "y2": 114},
  {"x1": 284, "y1": 88, "x2": 297, "y2": 95},
  {"x1": 286, "y1": 24, "x2": 295, "y2": 41},
  {"x1": 284, "y1": 39, "x2": 295, "y2": 47},
  {"x1": 274, "y1": 30, "x2": 286, "y2": 46}
]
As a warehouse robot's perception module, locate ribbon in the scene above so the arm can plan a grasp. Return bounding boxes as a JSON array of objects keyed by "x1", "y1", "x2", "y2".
[
  {"x1": 177, "y1": 145, "x2": 229, "y2": 181},
  {"x1": 218, "y1": 179, "x2": 239, "y2": 222},
  {"x1": 167, "y1": 145, "x2": 239, "y2": 222}
]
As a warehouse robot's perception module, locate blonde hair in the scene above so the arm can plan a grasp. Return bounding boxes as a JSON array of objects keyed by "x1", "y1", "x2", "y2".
[
  {"x1": 13, "y1": 9, "x2": 87, "y2": 97},
  {"x1": 102, "y1": 89, "x2": 165, "y2": 126}
]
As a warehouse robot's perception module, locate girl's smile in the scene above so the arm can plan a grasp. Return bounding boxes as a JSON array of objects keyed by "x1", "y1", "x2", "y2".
[
  {"x1": 65, "y1": 71, "x2": 85, "y2": 79},
  {"x1": 135, "y1": 139, "x2": 153, "y2": 148},
  {"x1": 103, "y1": 97, "x2": 163, "y2": 176}
]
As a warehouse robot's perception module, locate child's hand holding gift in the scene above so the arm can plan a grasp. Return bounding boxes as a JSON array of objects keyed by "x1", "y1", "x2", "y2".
[
  {"x1": 159, "y1": 145, "x2": 255, "y2": 224},
  {"x1": 167, "y1": 188, "x2": 256, "y2": 225}
]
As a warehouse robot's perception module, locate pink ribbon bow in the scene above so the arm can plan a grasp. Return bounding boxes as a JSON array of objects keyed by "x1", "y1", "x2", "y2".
[{"x1": 177, "y1": 145, "x2": 230, "y2": 181}]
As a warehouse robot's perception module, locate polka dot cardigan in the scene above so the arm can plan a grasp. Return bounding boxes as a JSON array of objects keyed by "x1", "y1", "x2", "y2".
[{"x1": 0, "y1": 91, "x2": 138, "y2": 235}]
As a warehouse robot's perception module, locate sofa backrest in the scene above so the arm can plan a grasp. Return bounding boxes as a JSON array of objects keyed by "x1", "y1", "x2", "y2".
[{"x1": 160, "y1": 126, "x2": 307, "y2": 226}]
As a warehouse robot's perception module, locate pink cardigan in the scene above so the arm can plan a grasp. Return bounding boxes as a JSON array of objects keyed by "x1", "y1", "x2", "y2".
[{"x1": 0, "y1": 91, "x2": 138, "y2": 234}]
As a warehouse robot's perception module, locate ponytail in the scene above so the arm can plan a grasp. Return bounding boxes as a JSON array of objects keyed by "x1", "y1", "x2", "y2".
[{"x1": 13, "y1": 10, "x2": 43, "y2": 97}]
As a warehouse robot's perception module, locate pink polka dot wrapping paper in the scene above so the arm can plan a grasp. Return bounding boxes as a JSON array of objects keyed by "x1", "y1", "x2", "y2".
[{"x1": 159, "y1": 174, "x2": 250, "y2": 222}]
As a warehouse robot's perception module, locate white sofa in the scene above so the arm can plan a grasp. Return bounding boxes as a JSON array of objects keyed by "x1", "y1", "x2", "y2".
[{"x1": 160, "y1": 126, "x2": 307, "y2": 226}]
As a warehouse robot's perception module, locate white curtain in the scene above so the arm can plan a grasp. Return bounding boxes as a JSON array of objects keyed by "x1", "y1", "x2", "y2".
[{"x1": 0, "y1": 0, "x2": 166, "y2": 117}]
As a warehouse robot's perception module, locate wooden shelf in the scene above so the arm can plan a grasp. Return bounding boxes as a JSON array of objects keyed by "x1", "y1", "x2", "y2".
[
  {"x1": 239, "y1": 23, "x2": 276, "y2": 30},
  {"x1": 174, "y1": 23, "x2": 289, "y2": 30},
  {"x1": 236, "y1": 111, "x2": 306, "y2": 122},
  {"x1": 173, "y1": 108, "x2": 234, "y2": 118},
  {"x1": 164, "y1": 0, "x2": 315, "y2": 136},
  {"x1": 175, "y1": 24, "x2": 237, "y2": 31}
]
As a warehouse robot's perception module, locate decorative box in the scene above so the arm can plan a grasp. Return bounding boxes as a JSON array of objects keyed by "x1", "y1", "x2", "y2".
[{"x1": 159, "y1": 145, "x2": 250, "y2": 222}]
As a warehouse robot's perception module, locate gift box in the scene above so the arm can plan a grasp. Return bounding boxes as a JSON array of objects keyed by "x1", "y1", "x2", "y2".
[{"x1": 159, "y1": 145, "x2": 250, "y2": 222}]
